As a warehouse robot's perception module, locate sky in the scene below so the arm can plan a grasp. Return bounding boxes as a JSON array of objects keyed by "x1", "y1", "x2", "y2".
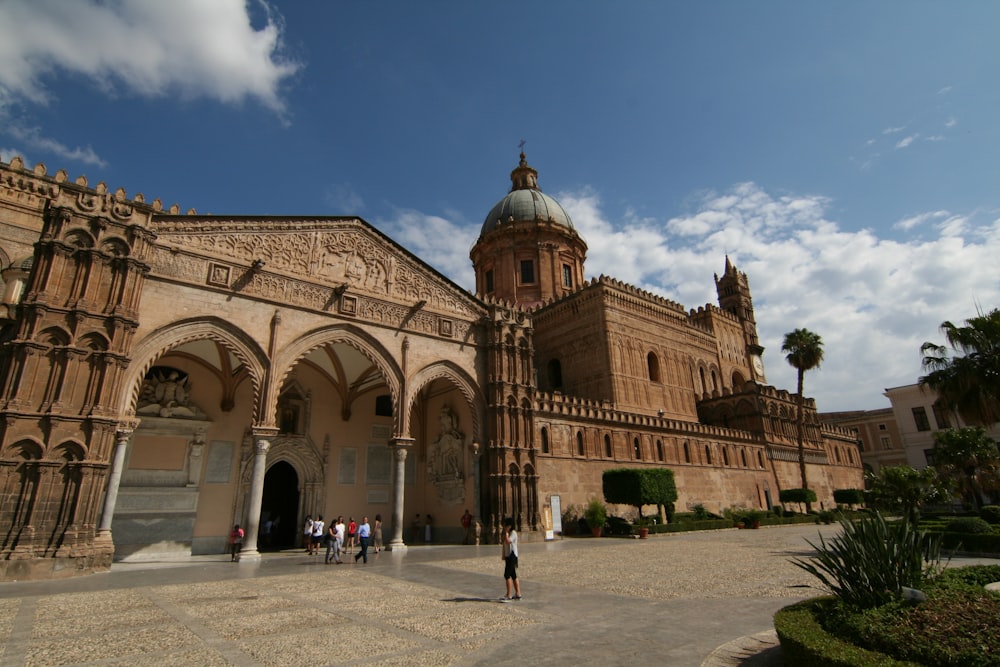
[{"x1": 1, "y1": 0, "x2": 999, "y2": 413}]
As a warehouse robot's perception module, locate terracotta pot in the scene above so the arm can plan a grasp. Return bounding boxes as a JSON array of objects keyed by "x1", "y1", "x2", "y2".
[
  {"x1": 638, "y1": 527, "x2": 649, "y2": 539},
  {"x1": 591, "y1": 526, "x2": 603, "y2": 537}
]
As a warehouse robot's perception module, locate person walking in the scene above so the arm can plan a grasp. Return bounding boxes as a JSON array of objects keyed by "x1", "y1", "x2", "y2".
[
  {"x1": 229, "y1": 524, "x2": 244, "y2": 562},
  {"x1": 324, "y1": 520, "x2": 338, "y2": 563},
  {"x1": 332, "y1": 515, "x2": 346, "y2": 564},
  {"x1": 310, "y1": 515, "x2": 325, "y2": 556},
  {"x1": 372, "y1": 514, "x2": 383, "y2": 554},
  {"x1": 461, "y1": 509, "x2": 473, "y2": 544},
  {"x1": 346, "y1": 517, "x2": 357, "y2": 554},
  {"x1": 501, "y1": 517, "x2": 521, "y2": 600},
  {"x1": 303, "y1": 515, "x2": 314, "y2": 553},
  {"x1": 411, "y1": 514, "x2": 421, "y2": 543},
  {"x1": 424, "y1": 514, "x2": 433, "y2": 543},
  {"x1": 354, "y1": 516, "x2": 371, "y2": 563}
]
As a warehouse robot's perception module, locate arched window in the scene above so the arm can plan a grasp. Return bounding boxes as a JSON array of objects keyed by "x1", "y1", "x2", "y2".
[
  {"x1": 741, "y1": 449, "x2": 748, "y2": 468},
  {"x1": 683, "y1": 441, "x2": 691, "y2": 463},
  {"x1": 835, "y1": 448, "x2": 842, "y2": 463},
  {"x1": 548, "y1": 359, "x2": 563, "y2": 390},
  {"x1": 656, "y1": 440, "x2": 664, "y2": 461},
  {"x1": 647, "y1": 352, "x2": 660, "y2": 383},
  {"x1": 540, "y1": 427, "x2": 549, "y2": 454},
  {"x1": 576, "y1": 431, "x2": 585, "y2": 456},
  {"x1": 705, "y1": 445, "x2": 712, "y2": 465},
  {"x1": 604, "y1": 434, "x2": 612, "y2": 458},
  {"x1": 722, "y1": 447, "x2": 730, "y2": 466},
  {"x1": 633, "y1": 438, "x2": 641, "y2": 460},
  {"x1": 757, "y1": 451, "x2": 765, "y2": 468}
]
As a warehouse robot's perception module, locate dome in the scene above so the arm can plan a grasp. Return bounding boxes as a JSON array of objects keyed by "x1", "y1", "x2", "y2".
[{"x1": 480, "y1": 152, "x2": 574, "y2": 237}]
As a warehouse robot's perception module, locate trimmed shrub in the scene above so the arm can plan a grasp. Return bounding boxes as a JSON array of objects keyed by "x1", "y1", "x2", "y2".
[
  {"x1": 940, "y1": 531, "x2": 1000, "y2": 553},
  {"x1": 602, "y1": 468, "x2": 678, "y2": 520},
  {"x1": 773, "y1": 598, "x2": 921, "y2": 667},
  {"x1": 945, "y1": 516, "x2": 994, "y2": 534},
  {"x1": 833, "y1": 488, "x2": 865, "y2": 506},
  {"x1": 980, "y1": 505, "x2": 1000, "y2": 524},
  {"x1": 781, "y1": 488, "x2": 818, "y2": 505}
]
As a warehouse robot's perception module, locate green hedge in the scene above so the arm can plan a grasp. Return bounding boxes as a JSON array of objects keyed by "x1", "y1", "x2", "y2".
[
  {"x1": 774, "y1": 598, "x2": 922, "y2": 667},
  {"x1": 940, "y1": 531, "x2": 1000, "y2": 553}
]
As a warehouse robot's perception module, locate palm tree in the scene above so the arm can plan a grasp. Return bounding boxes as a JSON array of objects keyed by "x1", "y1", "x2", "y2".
[
  {"x1": 930, "y1": 426, "x2": 1000, "y2": 510},
  {"x1": 782, "y1": 328, "x2": 825, "y2": 501},
  {"x1": 920, "y1": 308, "x2": 1000, "y2": 426}
]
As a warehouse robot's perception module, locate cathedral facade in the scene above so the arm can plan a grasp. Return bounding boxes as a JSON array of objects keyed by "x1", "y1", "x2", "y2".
[{"x1": 0, "y1": 153, "x2": 862, "y2": 580}]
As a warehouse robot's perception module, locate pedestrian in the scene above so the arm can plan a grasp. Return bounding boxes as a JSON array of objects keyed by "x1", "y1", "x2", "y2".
[
  {"x1": 311, "y1": 515, "x2": 325, "y2": 556},
  {"x1": 354, "y1": 516, "x2": 371, "y2": 563},
  {"x1": 461, "y1": 509, "x2": 473, "y2": 544},
  {"x1": 347, "y1": 517, "x2": 357, "y2": 553},
  {"x1": 229, "y1": 524, "x2": 244, "y2": 562},
  {"x1": 261, "y1": 517, "x2": 273, "y2": 548},
  {"x1": 325, "y1": 520, "x2": 338, "y2": 564},
  {"x1": 411, "y1": 513, "x2": 421, "y2": 543},
  {"x1": 373, "y1": 514, "x2": 383, "y2": 554},
  {"x1": 303, "y1": 515, "x2": 313, "y2": 552},
  {"x1": 501, "y1": 517, "x2": 521, "y2": 600},
  {"x1": 332, "y1": 515, "x2": 345, "y2": 563},
  {"x1": 424, "y1": 514, "x2": 433, "y2": 543}
]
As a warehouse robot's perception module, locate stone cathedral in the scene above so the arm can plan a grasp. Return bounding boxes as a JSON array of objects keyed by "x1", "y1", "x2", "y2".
[{"x1": 0, "y1": 152, "x2": 862, "y2": 580}]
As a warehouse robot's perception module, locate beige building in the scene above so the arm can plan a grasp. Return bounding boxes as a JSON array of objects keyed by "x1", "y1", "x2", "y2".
[
  {"x1": 883, "y1": 383, "x2": 1000, "y2": 469},
  {"x1": 822, "y1": 408, "x2": 907, "y2": 474},
  {"x1": 0, "y1": 152, "x2": 863, "y2": 580}
]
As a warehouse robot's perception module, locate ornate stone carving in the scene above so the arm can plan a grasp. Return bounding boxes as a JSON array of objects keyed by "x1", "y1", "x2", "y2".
[{"x1": 428, "y1": 404, "x2": 466, "y2": 505}]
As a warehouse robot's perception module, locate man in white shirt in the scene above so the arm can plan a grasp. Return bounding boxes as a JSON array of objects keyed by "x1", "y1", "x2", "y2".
[{"x1": 354, "y1": 516, "x2": 372, "y2": 563}]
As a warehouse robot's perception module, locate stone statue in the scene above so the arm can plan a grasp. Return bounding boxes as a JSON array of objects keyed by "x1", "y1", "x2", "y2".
[
  {"x1": 428, "y1": 404, "x2": 466, "y2": 504},
  {"x1": 137, "y1": 369, "x2": 206, "y2": 418}
]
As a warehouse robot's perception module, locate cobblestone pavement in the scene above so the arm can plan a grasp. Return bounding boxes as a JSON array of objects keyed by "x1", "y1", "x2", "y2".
[{"x1": 1, "y1": 524, "x2": 993, "y2": 666}]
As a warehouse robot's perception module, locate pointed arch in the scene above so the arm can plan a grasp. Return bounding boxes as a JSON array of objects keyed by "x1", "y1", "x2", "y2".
[
  {"x1": 407, "y1": 360, "x2": 484, "y2": 443},
  {"x1": 119, "y1": 316, "x2": 268, "y2": 420},
  {"x1": 271, "y1": 324, "x2": 402, "y2": 432}
]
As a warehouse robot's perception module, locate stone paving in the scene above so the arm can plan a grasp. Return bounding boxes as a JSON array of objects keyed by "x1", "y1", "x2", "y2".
[{"x1": 1, "y1": 524, "x2": 994, "y2": 666}]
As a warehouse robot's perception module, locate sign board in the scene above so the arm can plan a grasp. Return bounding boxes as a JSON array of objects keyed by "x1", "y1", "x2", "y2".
[{"x1": 550, "y1": 494, "x2": 562, "y2": 536}]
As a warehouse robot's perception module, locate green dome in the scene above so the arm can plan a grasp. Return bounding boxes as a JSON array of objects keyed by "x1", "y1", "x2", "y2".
[{"x1": 480, "y1": 152, "x2": 574, "y2": 237}]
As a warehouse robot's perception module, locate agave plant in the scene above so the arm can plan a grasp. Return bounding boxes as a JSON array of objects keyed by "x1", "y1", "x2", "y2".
[{"x1": 792, "y1": 511, "x2": 943, "y2": 609}]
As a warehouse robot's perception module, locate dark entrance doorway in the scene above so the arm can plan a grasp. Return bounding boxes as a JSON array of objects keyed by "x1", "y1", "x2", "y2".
[{"x1": 260, "y1": 461, "x2": 299, "y2": 550}]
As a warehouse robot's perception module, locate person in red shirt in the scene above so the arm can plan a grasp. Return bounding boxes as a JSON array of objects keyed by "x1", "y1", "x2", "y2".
[
  {"x1": 229, "y1": 524, "x2": 244, "y2": 562},
  {"x1": 347, "y1": 517, "x2": 357, "y2": 553}
]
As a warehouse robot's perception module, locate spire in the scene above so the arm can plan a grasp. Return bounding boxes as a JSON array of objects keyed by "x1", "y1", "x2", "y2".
[{"x1": 509, "y1": 151, "x2": 539, "y2": 192}]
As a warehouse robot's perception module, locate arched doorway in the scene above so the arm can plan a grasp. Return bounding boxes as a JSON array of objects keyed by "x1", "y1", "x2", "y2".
[{"x1": 261, "y1": 461, "x2": 299, "y2": 550}]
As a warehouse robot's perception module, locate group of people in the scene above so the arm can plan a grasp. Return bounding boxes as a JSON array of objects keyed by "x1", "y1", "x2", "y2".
[
  {"x1": 303, "y1": 514, "x2": 382, "y2": 564},
  {"x1": 231, "y1": 512, "x2": 522, "y2": 601}
]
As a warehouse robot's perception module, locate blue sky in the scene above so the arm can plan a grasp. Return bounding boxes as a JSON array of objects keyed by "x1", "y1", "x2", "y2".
[{"x1": 2, "y1": 0, "x2": 999, "y2": 412}]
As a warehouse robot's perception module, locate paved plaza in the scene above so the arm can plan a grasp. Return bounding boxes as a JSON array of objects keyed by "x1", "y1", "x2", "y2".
[{"x1": 1, "y1": 524, "x2": 993, "y2": 667}]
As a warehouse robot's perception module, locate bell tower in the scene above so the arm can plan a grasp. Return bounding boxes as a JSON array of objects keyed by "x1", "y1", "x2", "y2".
[
  {"x1": 715, "y1": 256, "x2": 766, "y2": 381},
  {"x1": 470, "y1": 152, "x2": 587, "y2": 309}
]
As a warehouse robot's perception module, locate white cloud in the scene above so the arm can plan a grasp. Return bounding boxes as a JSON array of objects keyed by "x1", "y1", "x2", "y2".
[
  {"x1": 383, "y1": 183, "x2": 1000, "y2": 414},
  {"x1": 5, "y1": 122, "x2": 106, "y2": 167},
  {"x1": 893, "y1": 210, "x2": 948, "y2": 232},
  {"x1": 882, "y1": 126, "x2": 906, "y2": 134},
  {"x1": 378, "y1": 209, "x2": 477, "y2": 288},
  {"x1": 895, "y1": 134, "x2": 917, "y2": 149},
  {"x1": 945, "y1": 117, "x2": 958, "y2": 128},
  {"x1": 937, "y1": 86, "x2": 953, "y2": 95},
  {"x1": 0, "y1": 0, "x2": 300, "y2": 113},
  {"x1": 556, "y1": 185, "x2": 1000, "y2": 413}
]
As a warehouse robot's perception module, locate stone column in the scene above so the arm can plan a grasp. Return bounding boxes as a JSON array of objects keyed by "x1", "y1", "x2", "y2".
[
  {"x1": 239, "y1": 433, "x2": 272, "y2": 561},
  {"x1": 96, "y1": 420, "x2": 138, "y2": 537},
  {"x1": 386, "y1": 437, "x2": 413, "y2": 551}
]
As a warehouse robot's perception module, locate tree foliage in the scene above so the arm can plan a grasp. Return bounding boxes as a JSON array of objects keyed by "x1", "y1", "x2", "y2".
[
  {"x1": 920, "y1": 308, "x2": 1000, "y2": 426},
  {"x1": 865, "y1": 465, "x2": 951, "y2": 523},
  {"x1": 931, "y1": 426, "x2": 1000, "y2": 510},
  {"x1": 782, "y1": 328, "x2": 824, "y2": 497},
  {"x1": 602, "y1": 468, "x2": 678, "y2": 520}
]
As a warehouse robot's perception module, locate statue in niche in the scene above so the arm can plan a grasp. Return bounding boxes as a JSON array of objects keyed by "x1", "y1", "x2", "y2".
[
  {"x1": 428, "y1": 404, "x2": 466, "y2": 504},
  {"x1": 136, "y1": 368, "x2": 206, "y2": 419}
]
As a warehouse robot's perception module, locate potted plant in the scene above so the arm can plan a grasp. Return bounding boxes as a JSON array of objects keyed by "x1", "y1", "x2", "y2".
[{"x1": 584, "y1": 497, "x2": 607, "y2": 537}]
